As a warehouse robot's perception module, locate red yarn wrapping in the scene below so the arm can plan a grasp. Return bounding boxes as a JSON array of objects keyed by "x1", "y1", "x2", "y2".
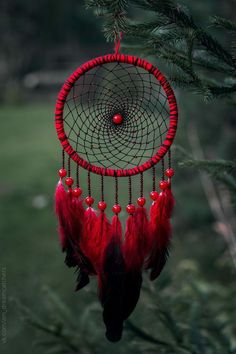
[{"x1": 146, "y1": 188, "x2": 175, "y2": 280}]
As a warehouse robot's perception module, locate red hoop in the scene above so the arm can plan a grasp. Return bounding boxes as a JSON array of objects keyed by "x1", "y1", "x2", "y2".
[{"x1": 55, "y1": 54, "x2": 178, "y2": 177}]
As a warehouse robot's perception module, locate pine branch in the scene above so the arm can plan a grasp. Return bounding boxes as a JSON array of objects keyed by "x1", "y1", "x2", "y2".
[
  {"x1": 86, "y1": 0, "x2": 236, "y2": 100},
  {"x1": 16, "y1": 301, "x2": 79, "y2": 353},
  {"x1": 179, "y1": 159, "x2": 236, "y2": 195},
  {"x1": 130, "y1": 0, "x2": 235, "y2": 67},
  {"x1": 179, "y1": 159, "x2": 236, "y2": 172},
  {"x1": 126, "y1": 320, "x2": 172, "y2": 347},
  {"x1": 210, "y1": 16, "x2": 236, "y2": 31},
  {"x1": 85, "y1": 0, "x2": 129, "y2": 41}
]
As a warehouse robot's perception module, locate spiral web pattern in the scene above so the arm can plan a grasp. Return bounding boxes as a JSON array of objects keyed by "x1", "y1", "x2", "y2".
[{"x1": 63, "y1": 62, "x2": 170, "y2": 170}]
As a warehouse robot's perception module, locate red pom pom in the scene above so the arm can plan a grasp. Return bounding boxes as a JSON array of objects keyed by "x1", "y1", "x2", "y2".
[
  {"x1": 98, "y1": 201, "x2": 107, "y2": 211},
  {"x1": 150, "y1": 191, "x2": 159, "y2": 201},
  {"x1": 112, "y1": 113, "x2": 123, "y2": 125},
  {"x1": 72, "y1": 187, "x2": 82, "y2": 197},
  {"x1": 58, "y1": 168, "x2": 67, "y2": 178},
  {"x1": 126, "y1": 204, "x2": 135, "y2": 214},
  {"x1": 112, "y1": 204, "x2": 121, "y2": 214},
  {"x1": 65, "y1": 177, "x2": 74, "y2": 187},
  {"x1": 159, "y1": 180, "x2": 168, "y2": 190},
  {"x1": 137, "y1": 197, "x2": 146, "y2": 206},
  {"x1": 165, "y1": 168, "x2": 175, "y2": 178},
  {"x1": 85, "y1": 196, "x2": 94, "y2": 206}
]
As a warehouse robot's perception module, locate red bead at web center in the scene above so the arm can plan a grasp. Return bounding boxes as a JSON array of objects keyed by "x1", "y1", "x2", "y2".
[{"x1": 112, "y1": 113, "x2": 123, "y2": 125}]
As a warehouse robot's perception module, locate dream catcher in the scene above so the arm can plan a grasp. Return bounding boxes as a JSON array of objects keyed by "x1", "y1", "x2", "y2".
[{"x1": 54, "y1": 35, "x2": 178, "y2": 342}]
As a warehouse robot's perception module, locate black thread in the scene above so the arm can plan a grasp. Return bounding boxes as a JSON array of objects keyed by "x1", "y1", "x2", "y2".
[
  {"x1": 88, "y1": 171, "x2": 91, "y2": 196},
  {"x1": 101, "y1": 175, "x2": 104, "y2": 201},
  {"x1": 152, "y1": 166, "x2": 156, "y2": 191},
  {"x1": 67, "y1": 157, "x2": 71, "y2": 176},
  {"x1": 115, "y1": 176, "x2": 118, "y2": 205},
  {"x1": 62, "y1": 150, "x2": 65, "y2": 169},
  {"x1": 128, "y1": 176, "x2": 132, "y2": 204},
  {"x1": 161, "y1": 158, "x2": 165, "y2": 180},
  {"x1": 140, "y1": 172, "x2": 144, "y2": 197},
  {"x1": 76, "y1": 164, "x2": 80, "y2": 187},
  {"x1": 168, "y1": 149, "x2": 171, "y2": 169}
]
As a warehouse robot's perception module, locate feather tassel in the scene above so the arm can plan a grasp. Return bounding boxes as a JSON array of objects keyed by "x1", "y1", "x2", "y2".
[
  {"x1": 146, "y1": 188, "x2": 175, "y2": 280},
  {"x1": 100, "y1": 215, "x2": 125, "y2": 342},
  {"x1": 55, "y1": 181, "x2": 94, "y2": 290},
  {"x1": 122, "y1": 213, "x2": 144, "y2": 322},
  {"x1": 80, "y1": 206, "x2": 97, "y2": 272}
]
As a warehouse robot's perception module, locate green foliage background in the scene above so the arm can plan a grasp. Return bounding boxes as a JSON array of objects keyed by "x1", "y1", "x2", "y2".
[{"x1": 0, "y1": 1, "x2": 235, "y2": 353}]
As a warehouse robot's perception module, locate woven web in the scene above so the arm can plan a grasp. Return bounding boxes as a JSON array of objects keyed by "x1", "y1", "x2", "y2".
[{"x1": 63, "y1": 62, "x2": 170, "y2": 170}]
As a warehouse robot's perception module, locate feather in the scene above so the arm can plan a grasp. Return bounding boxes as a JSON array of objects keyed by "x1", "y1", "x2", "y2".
[
  {"x1": 80, "y1": 207, "x2": 97, "y2": 273},
  {"x1": 99, "y1": 215, "x2": 125, "y2": 342},
  {"x1": 121, "y1": 213, "x2": 145, "y2": 322},
  {"x1": 146, "y1": 188, "x2": 175, "y2": 280},
  {"x1": 135, "y1": 206, "x2": 150, "y2": 259},
  {"x1": 55, "y1": 181, "x2": 95, "y2": 289}
]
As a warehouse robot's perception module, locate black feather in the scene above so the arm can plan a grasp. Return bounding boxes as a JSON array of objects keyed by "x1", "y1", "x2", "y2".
[
  {"x1": 100, "y1": 237, "x2": 126, "y2": 342},
  {"x1": 75, "y1": 267, "x2": 90, "y2": 291},
  {"x1": 122, "y1": 271, "x2": 142, "y2": 321},
  {"x1": 150, "y1": 246, "x2": 170, "y2": 281}
]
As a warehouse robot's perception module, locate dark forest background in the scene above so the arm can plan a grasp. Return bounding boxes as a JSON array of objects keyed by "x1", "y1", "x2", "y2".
[{"x1": 0, "y1": 1, "x2": 236, "y2": 353}]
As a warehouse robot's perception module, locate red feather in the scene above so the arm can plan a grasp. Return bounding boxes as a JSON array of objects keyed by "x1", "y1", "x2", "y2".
[
  {"x1": 55, "y1": 180, "x2": 71, "y2": 251},
  {"x1": 121, "y1": 213, "x2": 144, "y2": 323},
  {"x1": 80, "y1": 207, "x2": 98, "y2": 270},
  {"x1": 146, "y1": 188, "x2": 175, "y2": 280},
  {"x1": 134, "y1": 206, "x2": 150, "y2": 260},
  {"x1": 93, "y1": 211, "x2": 112, "y2": 272},
  {"x1": 55, "y1": 181, "x2": 94, "y2": 289},
  {"x1": 123, "y1": 214, "x2": 144, "y2": 270}
]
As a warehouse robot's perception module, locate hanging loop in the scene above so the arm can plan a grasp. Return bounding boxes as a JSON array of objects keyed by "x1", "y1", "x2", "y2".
[{"x1": 114, "y1": 32, "x2": 123, "y2": 54}]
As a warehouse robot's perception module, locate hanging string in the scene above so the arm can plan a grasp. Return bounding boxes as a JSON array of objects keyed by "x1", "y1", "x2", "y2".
[
  {"x1": 101, "y1": 175, "x2": 104, "y2": 202},
  {"x1": 152, "y1": 166, "x2": 156, "y2": 191},
  {"x1": 62, "y1": 150, "x2": 65, "y2": 169},
  {"x1": 76, "y1": 165, "x2": 80, "y2": 187},
  {"x1": 140, "y1": 172, "x2": 144, "y2": 197},
  {"x1": 114, "y1": 32, "x2": 123, "y2": 55},
  {"x1": 128, "y1": 176, "x2": 132, "y2": 204},
  {"x1": 161, "y1": 159, "x2": 165, "y2": 180},
  {"x1": 168, "y1": 149, "x2": 172, "y2": 169},
  {"x1": 88, "y1": 171, "x2": 91, "y2": 197},
  {"x1": 115, "y1": 176, "x2": 118, "y2": 205},
  {"x1": 67, "y1": 157, "x2": 71, "y2": 176}
]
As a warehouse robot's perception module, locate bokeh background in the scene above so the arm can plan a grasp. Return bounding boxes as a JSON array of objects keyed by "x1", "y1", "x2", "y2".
[{"x1": 1, "y1": 1, "x2": 235, "y2": 353}]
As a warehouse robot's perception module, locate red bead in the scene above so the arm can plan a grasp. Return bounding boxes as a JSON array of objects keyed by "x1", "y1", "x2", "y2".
[
  {"x1": 112, "y1": 113, "x2": 123, "y2": 125},
  {"x1": 58, "y1": 168, "x2": 67, "y2": 178},
  {"x1": 98, "y1": 201, "x2": 107, "y2": 211},
  {"x1": 159, "y1": 180, "x2": 169, "y2": 190},
  {"x1": 137, "y1": 197, "x2": 146, "y2": 206},
  {"x1": 65, "y1": 177, "x2": 74, "y2": 187},
  {"x1": 112, "y1": 204, "x2": 121, "y2": 214},
  {"x1": 165, "y1": 168, "x2": 175, "y2": 178},
  {"x1": 72, "y1": 187, "x2": 82, "y2": 197},
  {"x1": 150, "y1": 191, "x2": 159, "y2": 201},
  {"x1": 85, "y1": 196, "x2": 94, "y2": 206},
  {"x1": 126, "y1": 204, "x2": 135, "y2": 214}
]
